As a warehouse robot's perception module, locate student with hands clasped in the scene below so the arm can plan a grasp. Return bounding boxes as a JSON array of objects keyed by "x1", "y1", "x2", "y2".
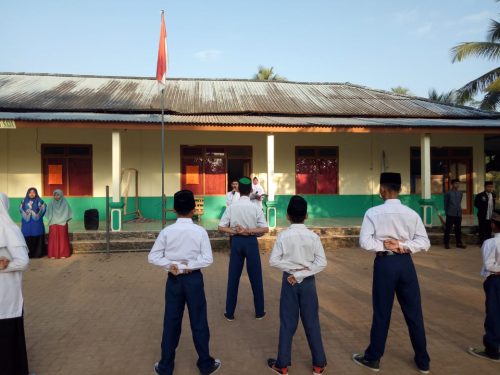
[
  {"x1": 148, "y1": 190, "x2": 221, "y2": 375},
  {"x1": 218, "y1": 176, "x2": 269, "y2": 322},
  {"x1": 353, "y1": 172, "x2": 431, "y2": 374},
  {"x1": 267, "y1": 195, "x2": 327, "y2": 375},
  {"x1": 467, "y1": 210, "x2": 500, "y2": 363}
]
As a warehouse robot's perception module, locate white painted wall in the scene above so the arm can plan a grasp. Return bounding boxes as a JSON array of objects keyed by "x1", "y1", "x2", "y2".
[
  {"x1": 0, "y1": 130, "x2": 10, "y2": 193},
  {"x1": 1, "y1": 127, "x2": 485, "y2": 197}
]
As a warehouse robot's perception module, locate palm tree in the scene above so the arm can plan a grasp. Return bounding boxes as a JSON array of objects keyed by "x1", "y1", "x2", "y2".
[
  {"x1": 253, "y1": 66, "x2": 287, "y2": 81},
  {"x1": 451, "y1": 0, "x2": 500, "y2": 110},
  {"x1": 390, "y1": 86, "x2": 413, "y2": 95},
  {"x1": 428, "y1": 88, "x2": 458, "y2": 104}
]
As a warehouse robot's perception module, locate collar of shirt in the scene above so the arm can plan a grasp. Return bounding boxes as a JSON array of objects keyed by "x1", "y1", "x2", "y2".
[
  {"x1": 176, "y1": 218, "x2": 193, "y2": 224},
  {"x1": 289, "y1": 223, "x2": 307, "y2": 229},
  {"x1": 384, "y1": 199, "x2": 401, "y2": 205},
  {"x1": 239, "y1": 196, "x2": 250, "y2": 201}
]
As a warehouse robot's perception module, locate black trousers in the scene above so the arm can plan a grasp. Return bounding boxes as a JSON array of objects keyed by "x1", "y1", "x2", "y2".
[
  {"x1": 483, "y1": 276, "x2": 500, "y2": 359},
  {"x1": 157, "y1": 270, "x2": 215, "y2": 375},
  {"x1": 364, "y1": 254, "x2": 430, "y2": 369},
  {"x1": 478, "y1": 217, "x2": 492, "y2": 245},
  {"x1": 0, "y1": 315, "x2": 29, "y2": 375},
  {"x1": 25, "y1": 234, "x2": 46, "y2": 258},
  {"x1": 444, "y1": 215, "x2": 463, "y2": 246}
]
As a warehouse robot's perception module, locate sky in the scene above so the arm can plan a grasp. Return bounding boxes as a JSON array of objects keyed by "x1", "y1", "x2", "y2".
[{"x1": 1, "y1": 0, "x2": 499, "y2": 97}]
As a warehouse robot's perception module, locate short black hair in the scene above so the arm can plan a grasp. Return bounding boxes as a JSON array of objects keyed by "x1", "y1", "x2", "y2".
[
  {"x1": 380, "y1": 183, "x2": 401, "y2": 192},
  {"x1": 485, "y1": 181, "x2": 494, "y2": 187},
  {"x1": 173, "y1": 190, "x2": 195, "y2": 215},
  {"x1": 287, "y1": 195, "x2": 307, "y2": 223},
  {"x1": 238, "y1": 177, "x2": 252, "y2": 195}
]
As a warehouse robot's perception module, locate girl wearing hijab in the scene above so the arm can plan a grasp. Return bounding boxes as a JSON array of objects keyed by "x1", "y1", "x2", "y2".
[
  {"x1": 46, "y1": 189, "x2": 72, "y2": 259},
  {"x1": 19, "y1": 187, "x2": 46, "y2": 258},
  {"x1": 0, "y1": 192, "x2": 31, "y2": 375}
]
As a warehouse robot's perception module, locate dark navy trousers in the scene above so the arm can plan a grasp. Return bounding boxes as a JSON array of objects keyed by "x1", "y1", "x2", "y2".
[
  {"x1": 158, "y1": 270, "x2": 215, "y2": 375},
  {"x1": 276, "y1": 273, "x2": 327, "y2": 368},
  {"x1": 225, "y1": 235, "x2": 265, "y2": 317},
  {"x1": 483, "y1": 275, "x2": 500, "y2": 359},
  {"x1": 364, "y1": 254, "x2": 430, "y2": 369}
]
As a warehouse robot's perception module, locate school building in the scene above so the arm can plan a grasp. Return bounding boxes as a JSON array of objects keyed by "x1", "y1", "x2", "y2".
[{"x1": 1, "y1": 72, "x2": 499, "y2": 230}]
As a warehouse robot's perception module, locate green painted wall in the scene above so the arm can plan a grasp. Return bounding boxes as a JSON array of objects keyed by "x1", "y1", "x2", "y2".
[{"x1": 8, "y1": 194, "x2": 463, "y2": 224}]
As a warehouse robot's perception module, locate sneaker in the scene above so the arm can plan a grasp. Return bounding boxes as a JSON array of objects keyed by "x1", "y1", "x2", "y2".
[
  {"x1": 201, "y1": 359, "x2": 222, "y2": 375},
  {"x1": 256, "y1": 311, "x2": 267, "y2": 320},
  {"x1": 467, "y1": 347, "x2": 500, "y2": 362},
  {"x1": 457, "y1": 244, "x2": 467, "y2": 249},
  {"x1": 417, "y1": 365, "x2": 430, "y2": 374},
  {"x1": 223, "y1": 312, "x2": 235, "y2": 322},
  {"x1": 352, "y1": 354, "x2": 380, "y2": 372},
  {"x1": 153, "y1": 362, "x2": 160, "y2": 375},
  {"x1": 313, "y1": 364, "x2": 326, "y2": 374},
  {"x1": 267, "y1": 358, "x2": 288, "y2": 374}
]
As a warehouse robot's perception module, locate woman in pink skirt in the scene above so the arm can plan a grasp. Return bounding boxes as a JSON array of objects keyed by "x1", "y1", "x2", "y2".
[{"x1": 46, "y1": 189, "x2": 72, "y2": 259}]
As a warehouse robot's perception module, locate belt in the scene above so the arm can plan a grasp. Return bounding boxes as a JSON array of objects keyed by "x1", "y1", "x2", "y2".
[
  {"x1": 486, "y1": 274, "x2": 500, "y2": 281},
  {"x1": 376, "y1": 251, "x2": 395, "y2": 257},
  {"x1": 168, "y1": 269, "x2": 200, "y2": 277},
  {"x1": 376, "y1": 251, "x2": 410, "y2": 257}
]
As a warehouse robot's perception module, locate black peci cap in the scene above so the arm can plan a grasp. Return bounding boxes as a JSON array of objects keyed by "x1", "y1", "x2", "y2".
[
  {"x1": 287, "y1": 195, "x2": 308, "y2": 217},
  {"x1": 380, "y1": 172, "x2": 401, "y2": 185},
  {"x1": 174, "y1": 190, "x2": 195, "y2": 212}
]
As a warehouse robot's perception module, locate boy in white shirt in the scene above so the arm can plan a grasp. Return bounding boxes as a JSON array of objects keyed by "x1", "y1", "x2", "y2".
[
  {"x1": 267, "y1": 195, "x2": 327, "y2": 375},
  {"x1": 468, "y1": 210, "x2": 500, "y2": 362},
  {"x1": 149, "y1": 190, "x2": 221, "y2": 375},
  {"x1": 226, "y1": 180, "x2": 240, "y2": 207}
]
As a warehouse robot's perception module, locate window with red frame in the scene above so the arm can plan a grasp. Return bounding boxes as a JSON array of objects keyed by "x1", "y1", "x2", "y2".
[
  {"x1": 295, "y1": 147, "x2": 338, "y2": 194},
  {"x1": 42, "y1": 144, "x2": 93, "y2": 197}
]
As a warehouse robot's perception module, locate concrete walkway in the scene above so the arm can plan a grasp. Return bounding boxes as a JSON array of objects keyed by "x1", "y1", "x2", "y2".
[{"x1": 23, "y1": 245, "x2": 498, "y2": 375}]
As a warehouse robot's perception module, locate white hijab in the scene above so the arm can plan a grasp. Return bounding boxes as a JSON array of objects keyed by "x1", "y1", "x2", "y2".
[{"x1": 0, "y1": 192, "x2": 27, "y2": 249}]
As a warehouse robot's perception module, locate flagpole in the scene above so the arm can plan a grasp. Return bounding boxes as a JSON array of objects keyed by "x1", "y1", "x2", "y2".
[
  {"x1": 157, "y1": 9, "x2": 167, "y2": 228},
  {"x1": 161, "y1": 86, "x2": 166, "y2": 228}
]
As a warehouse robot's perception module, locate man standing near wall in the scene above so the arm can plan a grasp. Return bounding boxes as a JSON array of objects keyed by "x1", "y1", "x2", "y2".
[
  {"x1": 444, "y1": 179, "x2": 466, "y2": 249},
  {"x1": 475, "y1": 181, "x2": 496, "y2": 245}
]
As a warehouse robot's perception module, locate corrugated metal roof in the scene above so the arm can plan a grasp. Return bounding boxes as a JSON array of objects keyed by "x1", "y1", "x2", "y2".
[
  {"x1": 2, "y1": 111, "x2": 500, "y2": 129},
  {"x1": 0, "y1": 72, "x2": 498, "y2": 120}
]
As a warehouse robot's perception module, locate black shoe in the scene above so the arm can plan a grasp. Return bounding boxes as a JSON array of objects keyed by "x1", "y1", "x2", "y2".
[
  {"x1": 223, "y1": 312, "x2": 235, "y2": 322},
  {"x1": 444, "y1": 244, "x2": 450, "y2": 249},
  {"x1": 457, "y1": 244, "x2": 467, "y2": 249},
  {"x1": 256, "y1": 311, "x2": 267, "y2": 320},
  {"x1": 201, "y1": 359, "x2": 222, "y2": 375},
  {"x1": 417, "y1": 364, "x2": 430, "y2": 374},
  {"x1": 352, "y1": 354, "x2": 380, "y2": 372},
  {"x1": 467, "y1": 347, "x2": 500, "y2": 362},
  {"x1": 267, "y1": 358, "x2": 288, "y2": 374}
]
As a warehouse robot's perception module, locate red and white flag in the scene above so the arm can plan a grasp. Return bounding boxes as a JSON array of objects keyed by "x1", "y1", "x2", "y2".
[{"x1": 156, "y1": 11, "x2": 168, "y2": 84}]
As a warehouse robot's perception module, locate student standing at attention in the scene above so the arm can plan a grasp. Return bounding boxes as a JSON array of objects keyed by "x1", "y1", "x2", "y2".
[
  {"x1": 148, "y1": 190, "x2": 221, "y2": 375},
  {"x1": 468, "y1": 210, "x2": 500, "y2": 363},
  {"x1": 267, "y1": 195, "x2": 327, "y2": 375},
  {"x1": 353, "y1": 172, "x2": 431, "y2": 374},
  {"x1": 218, "y1": 176, "x2": 269, "y2": 321}
]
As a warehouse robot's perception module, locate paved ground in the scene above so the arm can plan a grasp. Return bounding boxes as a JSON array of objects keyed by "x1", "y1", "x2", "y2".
[{"x1": 23, "y1": 245, "x2": 498, "y2": 375}]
